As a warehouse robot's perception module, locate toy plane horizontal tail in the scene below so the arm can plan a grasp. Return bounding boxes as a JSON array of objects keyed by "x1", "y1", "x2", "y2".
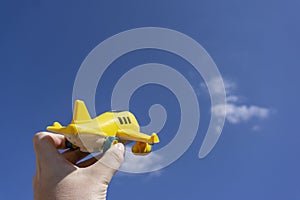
[
  {"x1": 46, "y1": 122, "x2": 62, "y2": 132},
  {"x1": 47, "y1": 122, "x2": 77, "y2": 134}
]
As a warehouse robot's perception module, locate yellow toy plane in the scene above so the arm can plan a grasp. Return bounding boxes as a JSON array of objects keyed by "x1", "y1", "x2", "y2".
[{"x1": 47, "y1": 100, "x2": 159, "y2": 154}]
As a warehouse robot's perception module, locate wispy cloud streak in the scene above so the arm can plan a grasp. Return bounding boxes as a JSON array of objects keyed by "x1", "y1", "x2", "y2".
[{"x1": 203, "y1": 78, "x2": 272, "y2": 125}]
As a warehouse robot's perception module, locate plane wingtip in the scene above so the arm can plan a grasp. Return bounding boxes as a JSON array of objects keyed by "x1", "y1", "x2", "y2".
[{"x1": 150, "y1": 133, "x2": 160, "y2": 144}]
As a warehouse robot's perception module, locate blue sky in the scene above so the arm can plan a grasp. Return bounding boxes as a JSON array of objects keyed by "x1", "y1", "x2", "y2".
[{"x1": 1, "y1": 0, "x2": 300, "y2": 199}]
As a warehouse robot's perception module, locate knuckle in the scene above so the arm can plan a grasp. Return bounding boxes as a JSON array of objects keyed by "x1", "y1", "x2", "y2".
[
  {"x1": 32, "y1": 132, "x2": 44, "y2": 144},
  {"x1": 32, "y1": 132, "x2": 50, "y2": 148}
]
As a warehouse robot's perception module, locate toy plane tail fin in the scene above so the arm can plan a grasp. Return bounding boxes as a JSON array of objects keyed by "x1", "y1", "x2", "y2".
[{"x1": 73, "y1": 100, "x2": 91, "y2": 122}]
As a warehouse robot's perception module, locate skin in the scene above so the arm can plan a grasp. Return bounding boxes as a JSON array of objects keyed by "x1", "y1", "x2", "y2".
[{"x1": 32, "y1": 132, "x2": 125, "y2": 200}]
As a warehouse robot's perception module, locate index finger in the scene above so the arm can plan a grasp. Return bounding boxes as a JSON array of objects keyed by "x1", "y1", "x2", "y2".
[{"x1": 33, "y1": 132, "x2": 67, "y2": 164}]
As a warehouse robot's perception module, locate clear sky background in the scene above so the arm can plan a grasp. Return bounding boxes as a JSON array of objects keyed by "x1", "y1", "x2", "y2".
[{"x1": 1, "y1": 0, "x2": 299, "y2": 199}]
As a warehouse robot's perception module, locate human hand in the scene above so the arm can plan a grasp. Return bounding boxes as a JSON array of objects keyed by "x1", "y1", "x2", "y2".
[{"x1": 32, "y1": 132, "x2": 125, "y2": 200}]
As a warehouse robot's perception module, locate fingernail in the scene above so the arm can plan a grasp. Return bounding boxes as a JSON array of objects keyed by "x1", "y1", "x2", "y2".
[{"x1": 115, "y1": 143, "x2": 124, "y2": 151}]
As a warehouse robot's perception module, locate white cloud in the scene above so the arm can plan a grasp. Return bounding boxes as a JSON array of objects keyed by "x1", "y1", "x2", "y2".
[
  {"x1": 200, "y1": 77, "x2": 236, "y2": 97},
  {"x1": 119, "y1": 151, "x2": 163, "y2": 174},
  {"x1": 226, "y1": 95, "x2": 239, "y2": 103},
  {"x1": 212, "y1": 103, "x2": 270, "y2": 124},
  {"x1": 208, "y1": 79, "x2": 272, "y2": 125}
]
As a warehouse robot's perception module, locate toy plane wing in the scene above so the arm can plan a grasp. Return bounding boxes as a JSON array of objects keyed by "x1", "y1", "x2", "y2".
[{"x1": 117, "y1": 129, "x2": 159, "y2": 144}]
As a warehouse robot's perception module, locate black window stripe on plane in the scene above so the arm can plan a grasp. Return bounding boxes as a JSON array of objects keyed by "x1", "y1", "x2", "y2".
[
  {"x1": 123, "y1": 117, "x2": 128, "y2": 124},
  {"x1": 127, "y1": 117, "x2": 131, "y2": 124},
  {"x1": 117, "y1": 117, "x2": 123, "y2": 124}
]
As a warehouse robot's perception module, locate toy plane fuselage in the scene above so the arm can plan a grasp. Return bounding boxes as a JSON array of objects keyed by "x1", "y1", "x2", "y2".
[{"x1": 47, "y1": 100, "x2": 159, "y2": 154}]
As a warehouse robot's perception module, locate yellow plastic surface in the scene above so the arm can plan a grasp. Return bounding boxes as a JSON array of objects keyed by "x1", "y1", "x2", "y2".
[{"x1": 47, "y1": 100, "x2": 160, "y2": 154}]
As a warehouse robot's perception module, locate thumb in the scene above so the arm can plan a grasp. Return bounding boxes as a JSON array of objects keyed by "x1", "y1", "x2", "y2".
[{"x1": 89, "y1": 143, "x2": 125, "y2": 182}]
